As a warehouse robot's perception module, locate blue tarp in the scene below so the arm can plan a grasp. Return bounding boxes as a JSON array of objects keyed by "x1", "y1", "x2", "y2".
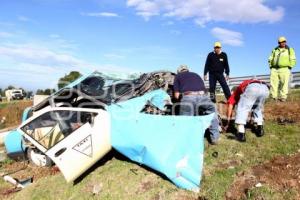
[
  {"x1": 108, "y1": 89, "x2": 214, "y2": 190},
  {"x1": 4, "y1": 87, "x2": 214, "y2": 190},
  {"x1": 5, "y1": 107, "x2": 30, "y2": 156}
]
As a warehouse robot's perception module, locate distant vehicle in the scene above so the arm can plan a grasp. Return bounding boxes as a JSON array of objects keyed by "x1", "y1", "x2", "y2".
[{"x1": 5, "y1": 89, "x2": 24, "y2": 101}]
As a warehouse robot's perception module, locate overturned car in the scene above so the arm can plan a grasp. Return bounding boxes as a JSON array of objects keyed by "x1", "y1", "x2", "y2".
[{"x1": 5, "y1": 71, "x2": 215, "y2": 190}]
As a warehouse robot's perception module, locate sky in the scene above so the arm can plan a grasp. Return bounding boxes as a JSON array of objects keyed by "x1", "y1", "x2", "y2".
[{"x1": 0, "y1": 0, "x2": 299, "y2": 91}]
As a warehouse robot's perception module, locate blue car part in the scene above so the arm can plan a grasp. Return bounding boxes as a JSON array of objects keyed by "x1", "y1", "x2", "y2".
[
  {"x1": 21, "y1": 107, "x2": 32, "y2": 122},
  {"x1": 4, "y1": 129, "x2": 26, "y2": 160},
  {"x1": 108, "y1": 89, "x2": 214, "y2": 190},
  {"x1": 4, "y1": 107, "x2": 32, "y2": 160}
]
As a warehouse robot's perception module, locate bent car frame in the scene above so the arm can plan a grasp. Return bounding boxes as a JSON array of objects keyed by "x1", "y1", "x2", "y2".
[{"x1": 5, "y1": 71, "x2": 215, "y2": 190}]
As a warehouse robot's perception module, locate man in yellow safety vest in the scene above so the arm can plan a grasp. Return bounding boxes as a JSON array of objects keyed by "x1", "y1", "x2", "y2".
[{"x1": 268, "y1": 36, "x2": 296, "y2": 102}]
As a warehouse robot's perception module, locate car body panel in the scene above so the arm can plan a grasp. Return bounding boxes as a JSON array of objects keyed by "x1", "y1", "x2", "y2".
[
  {"x1": 4, "y1": 71, "x2": 214, "y2": 190},
  {"x1": 18, "y1": 107, "x2": 111, "y2": 182},
  {"x1": 4, "y1": 129, "x2": 26, "y2": 160},
  {"x1": 4, "y1": 106, "x2": 32, "y2": 159},
  {"x1": 21, "y1": 107, "x2": 32, "y2": 122}
]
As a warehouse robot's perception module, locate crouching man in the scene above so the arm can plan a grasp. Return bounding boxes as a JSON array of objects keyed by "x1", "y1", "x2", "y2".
[
  {"x1": 173, "y1": 65, "x2": 220, "y2": 144},
  {"x1": 225, "y1": 79, "x2": 270, "y2": 142}
]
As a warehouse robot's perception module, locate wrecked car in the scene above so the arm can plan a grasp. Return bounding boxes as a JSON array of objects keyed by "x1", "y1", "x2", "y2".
[
  {"x1": 6, "y1": 71, "x2": 176, "y2": 164},
  {"x1": 4, "y1": 71, "x2": 215, "y2": 190}
]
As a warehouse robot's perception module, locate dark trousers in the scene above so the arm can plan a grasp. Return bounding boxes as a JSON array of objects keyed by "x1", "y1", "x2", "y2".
[{"x1": 209, "y1": 73, "x2": 231, "y2": 102}]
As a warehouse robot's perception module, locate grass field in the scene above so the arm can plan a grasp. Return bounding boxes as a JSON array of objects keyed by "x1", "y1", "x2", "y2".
[{"x1": 0, "y1": 91, "x2": 299, "y2": 200}]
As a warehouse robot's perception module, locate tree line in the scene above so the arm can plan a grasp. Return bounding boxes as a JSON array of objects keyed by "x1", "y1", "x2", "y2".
[{"x1": 0, "y1": 71, "x2": 82, "y2": 97}]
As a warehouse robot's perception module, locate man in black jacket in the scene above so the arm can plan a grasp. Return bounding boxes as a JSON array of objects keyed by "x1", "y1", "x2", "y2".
[{"x1": 204, "y1": 42, "x2": 231, "y2": 103}]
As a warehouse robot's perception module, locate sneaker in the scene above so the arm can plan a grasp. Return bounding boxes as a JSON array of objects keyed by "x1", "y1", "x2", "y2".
[
  {"x1": 237, "y1": 132, "x2": 246, "y2": 142},
  {"x1": 255, "y1": 125, "x2": 264, "y2": 137}
]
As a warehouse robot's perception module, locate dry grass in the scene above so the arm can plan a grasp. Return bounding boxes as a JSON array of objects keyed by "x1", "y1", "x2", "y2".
[{"x1": 0, "y1": 101, "x2": 32, "y2": 129}]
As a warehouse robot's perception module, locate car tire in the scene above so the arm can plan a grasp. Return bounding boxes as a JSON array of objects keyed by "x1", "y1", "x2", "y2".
[{"x1": 27, "y1": 148, "x2": 53, "y2": 167}]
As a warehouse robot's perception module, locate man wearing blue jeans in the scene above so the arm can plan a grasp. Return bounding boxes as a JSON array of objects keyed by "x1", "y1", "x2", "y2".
[
  {"x1": 225, "y1": 79, "x2": 270, "y2": 142},
  {"x1": 173, "y1": 65, "x2": 220, "y2": 144}
]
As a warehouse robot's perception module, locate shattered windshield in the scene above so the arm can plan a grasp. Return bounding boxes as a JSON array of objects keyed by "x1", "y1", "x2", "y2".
[
  {"x1": 72, "y1": 72, "x2": 141, "y2": 104},
  {"x1": 32, "y1": 71, "x2": 175, "y2": 111},
  {"x1": 21, "y1": 110, "x2": 97, "y2": 149},
  {"x1": 77, "y1": 73, "x2": 117, "y2": 96}
]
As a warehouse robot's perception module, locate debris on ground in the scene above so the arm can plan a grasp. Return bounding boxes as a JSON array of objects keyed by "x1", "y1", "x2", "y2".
[
  {"x1": 3, "y1": 175, "x2": 32, "y2": 188},
  {"x1": 0, "y1": 161, "x2": 59, "y2": 198},
  {"x1": 212, "y1": 152, "x2": 218, "y2": 158},
  {"x1": 216, "y1": 160, "x2": 242, "y2": 170},
  {"x1": 276, "y1": 116, "x2": 296, "y2": 125},
  {"x1": 226, "y1": 152, "x2": 300, "y2": 199},
  {"x1": 92, "y1": 183, "x2": 103, "y2": 195}
]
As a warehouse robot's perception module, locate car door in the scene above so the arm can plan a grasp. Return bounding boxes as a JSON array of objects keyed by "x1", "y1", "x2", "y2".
[{"x1": 18, "y1": 107, "x2": 111, "y2": 182}]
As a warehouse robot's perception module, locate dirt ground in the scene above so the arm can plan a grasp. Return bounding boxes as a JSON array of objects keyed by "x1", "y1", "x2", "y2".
[
  {"x1": 0, "y1": 161, "x2": 59, "y2": 198},
  {"x1": 216, "y1": 99, "x2": 300, "y2": 199},
  {"x1": 0, "y1": 97, "x2": 299, "y2": 199},
  {"x1": 217, "y1": 99, "x2": 300, "y2": 125},
  {"x1": 264, "y1": 101, "x2": 300, "y2": 124},
  {"x1": 226, "y1": 152, "x2": 300, "y2": 200}
]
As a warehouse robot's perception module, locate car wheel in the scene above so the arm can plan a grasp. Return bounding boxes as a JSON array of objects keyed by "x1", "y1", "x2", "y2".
[{"x1": 27, "y1": 148, "x2": 53, "y2": 167}]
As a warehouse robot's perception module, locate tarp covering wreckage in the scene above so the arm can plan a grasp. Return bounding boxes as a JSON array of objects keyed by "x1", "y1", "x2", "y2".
[
  {"x1": 4, "y1": 71, "x2": 215, "y2": 191},
  {"x1": 108, "y1": 90, "x2": 214, "y2": 190}
]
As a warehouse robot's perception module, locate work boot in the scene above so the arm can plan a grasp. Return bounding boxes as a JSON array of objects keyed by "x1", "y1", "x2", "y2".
[
  {"x1": 279, "y1": 98, "x2": 287, "y2": 102},
  {"x1": 208, "y1": 134, "x2": 218, "y2": 145},
  {"x1": 268, "y1": 98, "x2": 277, "y2": 103},
  {"x1": 237, "y1": 132, "x2": 246, "y2": 142},
  {"x1": 210, "y1": 139, "x2": 218, "y2": 145},
  {"x1": 255, "y1": 125, "x2": 264, "y2": 137}
]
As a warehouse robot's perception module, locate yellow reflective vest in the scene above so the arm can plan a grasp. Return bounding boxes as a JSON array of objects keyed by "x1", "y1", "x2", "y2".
[{"x1": 268, "y1": 46, "x2": 296, "y2": 68}]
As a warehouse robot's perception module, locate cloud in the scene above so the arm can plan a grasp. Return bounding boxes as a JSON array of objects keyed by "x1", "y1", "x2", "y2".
[
  {"x1": 0, "y1": 42, "x2": 138, "y2": 90},
  {"x1": 18, "y1": 15, "x2": 31, "y2": 22},
  {"x1": 0, "y1": 22, "x2": 15, "y2": 27},
  {"x1": 170, "y1": 30, "x2": 181, "y2": 35},
  {"x1": 211, "y1": 27, "x2": 243, "y2": 47},
  {"x1": 126, "y1": 0, "x2": 284, "y2": 25},
  {"x1": 0, "y1": 43, "x2": 91, "y2": 90},
  {"x1": 103, "y1": 53, "x2": 125, "y2": 59},
  {"x1": 46, "y1": 35, "x2": 78, "y2": 50},
  {"x1": 127, "y1": 0, "x2": 160, "y2": 20},
  {"x1": 0, "y1": 44, "x2": 87, "y2": 68},
  {"x1": 45, "y1": 35, "x2": 79, "y2": 51},
  {"x1": 81, "y1": 12, "x2": 120, "y2": 17},
  {"x1": 0, "y1": 32, "x2": 13, "y2": 38},
  {"x1": 164, "y1": 21, "x2": 174, "y2": 25},
  {"x1": 49, "y1": 34, "x2": 60, "y2": 39}
]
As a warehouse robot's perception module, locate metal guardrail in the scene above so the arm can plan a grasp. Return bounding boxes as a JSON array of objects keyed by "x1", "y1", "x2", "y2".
[{"x1": 204, "y1": 71, "x2": 300, "y2": 91}]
